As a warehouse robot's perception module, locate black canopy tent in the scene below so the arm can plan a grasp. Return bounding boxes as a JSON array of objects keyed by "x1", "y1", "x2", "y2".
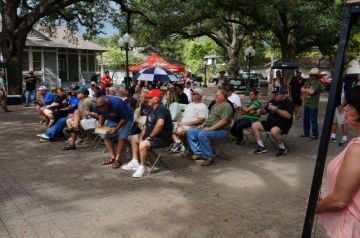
[{"x1": 302, "y1": 2, "x2": 360, "y2": 237}]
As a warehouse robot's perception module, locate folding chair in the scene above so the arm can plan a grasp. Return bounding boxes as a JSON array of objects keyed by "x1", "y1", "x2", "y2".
[
  {"x1": 264, "y1": 132, "x2": 291, "y2": 152},
  {"x1": 147, "y1": 147, "x2": 174, "y2": 176}
]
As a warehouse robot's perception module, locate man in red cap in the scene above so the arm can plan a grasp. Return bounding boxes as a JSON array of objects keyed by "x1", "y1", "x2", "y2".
[{"x1": 121, "y1": 89, "x2": 173, "y2": 178}]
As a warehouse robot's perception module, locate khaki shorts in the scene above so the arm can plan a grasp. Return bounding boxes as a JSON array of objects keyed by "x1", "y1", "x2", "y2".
[{"x1": 333, "y1": 107, "x2": 345, "y2": 124}]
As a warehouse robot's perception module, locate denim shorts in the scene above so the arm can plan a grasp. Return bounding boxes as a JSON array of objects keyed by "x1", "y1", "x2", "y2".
[{"x1": 100, "y1": 120, "x2": 132, "y2": 140}]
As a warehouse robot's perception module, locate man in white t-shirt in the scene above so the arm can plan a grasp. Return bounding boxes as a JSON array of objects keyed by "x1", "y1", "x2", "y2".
[
  {"x1": 169, "y1": 87, "x2": 208, "y2": 153},
  {"x1": 183, "y1": 81, "x2": 193, "y2": 103},
  {"x1": 227, "y1": 85, "x2": 241, "y2": 110}
]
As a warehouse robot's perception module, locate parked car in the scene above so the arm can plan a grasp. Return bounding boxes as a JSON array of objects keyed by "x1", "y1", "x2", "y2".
[{"x1": 229, "y1": 72, "x2": 267, "y2": 92}]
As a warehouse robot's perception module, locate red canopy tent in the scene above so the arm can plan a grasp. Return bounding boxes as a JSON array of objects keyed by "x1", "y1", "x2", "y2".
[{"x1": 129, "y1": 53, "x2": 185, "y2": 73}]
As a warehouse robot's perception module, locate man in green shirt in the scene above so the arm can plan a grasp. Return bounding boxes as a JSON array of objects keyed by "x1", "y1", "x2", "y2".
[
  {"x1": 0, "y1": 70, "x2": 10, "y2": 112},
  {"x1": 230, "y1": 89, "x2": 261, "y2": 145},
  {"x1": 187, "y1": 88, "x2": 233, "y2": 166},
  {"x1": 301, "y1": 68, "x2": 323, "y2": 139}
]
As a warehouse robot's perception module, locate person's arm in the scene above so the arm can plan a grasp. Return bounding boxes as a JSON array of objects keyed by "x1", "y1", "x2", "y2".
[
  {"x1": 109, "y1": 118, "x2": 127, "y2": 134},
  {"x1": 317, "y1": 144, "x2": 360, "y2": 213},
  {"x1": 182, "y1": 117, "x2": 206, "y2": 127},
  {"x1": 273, "y1": 107, "x2": 292, "y2": 119},
  {"x1": 204, "y1": 119, "x2": 228, "y2": 131},
  {"x1": 147, "y1": 119, "x2": 165, "y2": 138},
  {"x1": 97, "y1": 114, "x2": 105, "y2": 128},
  {"x1": 140, "y1": 125, "x2": 146, "y2": 141}
]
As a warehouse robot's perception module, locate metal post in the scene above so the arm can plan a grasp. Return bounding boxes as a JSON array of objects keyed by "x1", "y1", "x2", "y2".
[
  {"x1": 245, "y1": 56, "x2": 251, "y2": 96},
  {"x1": 301, "y1": 5, "x2": 354, "y2": 238},
  {"x1": 203, "y1": 64, "x2": 207, "y2": 88},
  {"x1": 125, "y1": 44, "x2": 130, "y2": 88}
]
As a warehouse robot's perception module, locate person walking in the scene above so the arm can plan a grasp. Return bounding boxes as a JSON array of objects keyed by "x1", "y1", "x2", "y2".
[
  {"x1": 24, "y1": 71, "x2": 40, "y2": 107},
  {"x1": 0, "y1": 70, "x2": 10, "y2": 112},
  {"x1": 289, "y1": 70, "x2": 305, "y2": 119}
]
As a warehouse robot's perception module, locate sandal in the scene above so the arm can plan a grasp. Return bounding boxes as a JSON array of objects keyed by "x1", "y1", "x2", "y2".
[
  {"x1": 101, "y1": 158, "x2": 115, "y2": 165},
  {"x1": 112, "y1": 159, "x2": 122, "y2": 169},
  {"x1": 62, "y1": 144, "x2": 76, "y2": 150}
]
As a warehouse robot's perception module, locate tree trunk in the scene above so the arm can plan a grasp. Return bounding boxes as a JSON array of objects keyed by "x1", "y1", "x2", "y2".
[
  {"x1": 1, "y1": 29, "x2": 28, "y2": 95},
  {"x1": 6, "y1": 57, "x2": 24, "y2": 95},
  {"x1": 227, "y1": 47, "x2": 240, "y2": 78}
]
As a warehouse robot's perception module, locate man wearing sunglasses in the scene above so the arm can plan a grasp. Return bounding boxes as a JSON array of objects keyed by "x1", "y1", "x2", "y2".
[{"x1": 96, "y1": 95, "x2": 133, "y2": 169}]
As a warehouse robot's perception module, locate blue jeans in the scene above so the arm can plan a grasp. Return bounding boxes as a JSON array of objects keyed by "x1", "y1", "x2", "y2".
[
  {"x1": 303, "y1": 106, "x2": 319, "y2": 137},
  {"x1": 230, "y1": 118, "x2": 252, "y2": 142},
  {"x1": 45, "y1": 117, "x2": 67, "y2": 139},
  {"x1": 187, "y1": 127, "x2": 228, "y2": 160},
  {"x1": 25, "y1": 89, "x2": 36, "y2": 105}
]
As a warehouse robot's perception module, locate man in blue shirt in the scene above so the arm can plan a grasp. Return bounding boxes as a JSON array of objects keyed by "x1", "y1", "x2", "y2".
[
  {"x1": 96, "y1": 95, "x2": 133, "y2": 169},
  {"x1": 37, "y1": 86, "x2": 56, "y2": 125}
]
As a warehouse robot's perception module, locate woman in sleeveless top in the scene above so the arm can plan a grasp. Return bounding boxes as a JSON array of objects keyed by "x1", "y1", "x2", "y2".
[{"x1": 318, "y1": 86, "x2": 360, "y2": 238}]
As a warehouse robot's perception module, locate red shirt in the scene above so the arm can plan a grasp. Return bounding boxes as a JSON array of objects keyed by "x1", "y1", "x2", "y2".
[{"x1": 100, "y1": 76, "x2": 112, "y2": 92}]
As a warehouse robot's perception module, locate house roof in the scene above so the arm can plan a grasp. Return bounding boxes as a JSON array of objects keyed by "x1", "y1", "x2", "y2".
[{"x1": 25, "y1": 26, "x2": 106, "y2": 51}]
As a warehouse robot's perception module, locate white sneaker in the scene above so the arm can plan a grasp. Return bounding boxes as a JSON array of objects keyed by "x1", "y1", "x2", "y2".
[
  {"x1": 121, "y1": 159, "x2": 140, "y2": 171},
  {"x1": 36, "y1": 134, "x2": 50, "y2": 140},
  {"x1": 132, "y1": 166, "x2": 146, "y2": 178}
]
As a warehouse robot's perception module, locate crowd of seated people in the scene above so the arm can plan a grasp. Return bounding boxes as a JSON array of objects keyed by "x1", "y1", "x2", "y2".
[{"x1": 33, "y1": 77, "x2": 300, "y2": 177}]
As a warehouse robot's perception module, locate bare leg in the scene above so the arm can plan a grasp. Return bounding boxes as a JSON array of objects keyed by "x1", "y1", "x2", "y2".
[
  {"x1": 139, "y1": 140, "x2": 151, "y2": 166},
  {"x1": 342, "y1": 123, "x2": 349, "y2": 136},
  {"x1": 104, "y1": 138, "x2": 116, "y2": 159},
  {"x1": 115, "y1": 139, "x2": 126, "y2": 161},
  {"x1": 252, "y1": 122, "x2": 263, "y2": 141},
  {"x1": 270, "y1": 127, "x2": 282, "y2": 144},
  {"x1": 131, "y1": 134, "x2": 140, "y2": 161}
]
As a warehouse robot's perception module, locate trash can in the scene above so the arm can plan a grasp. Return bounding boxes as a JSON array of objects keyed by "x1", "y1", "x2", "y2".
[{"x1": 260, "y1": 86, "x2": 268, "y2": 96}]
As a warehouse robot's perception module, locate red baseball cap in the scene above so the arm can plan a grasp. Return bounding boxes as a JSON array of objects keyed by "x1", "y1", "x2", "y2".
[{"x1": 145, "y1": 89, "x2": 163, "y2": 98}]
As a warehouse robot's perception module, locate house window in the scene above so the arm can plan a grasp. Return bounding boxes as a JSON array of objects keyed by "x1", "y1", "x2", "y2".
[
  {"x1": 88, "y1": 54, "x2": 95, "y2": 71},
  {"x1": 81, "y1": 55, "x2": 87, "y2": 71},
  {"x1": 33, "y1": 52, "x2": 42, "y2": 71},
  {"x1": 22, "y1": 51, "x2": 29, "y2": 71}
]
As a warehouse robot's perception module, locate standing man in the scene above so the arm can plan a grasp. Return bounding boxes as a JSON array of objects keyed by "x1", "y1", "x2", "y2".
[
  {"x1": 96, "y1": 96, "x2": 133, "y2": 169},
  {"x1": 187, "y1": 89, "x2": 233, "y2": 166},
  {"x1": 252, "y1": 86, "x2": 294, "y2": 157},
  {"x1": 0, "y1": 70, "x2": 10, "y2": 112},
  {"x1": 121, "y1": 89, "x2": 173, "y2": 177},
  {"x1": 330, "y1": 83, "x2": 348, "y2": 146},
  {"x1": 24, "y1": 71, "x2": 40, "y2": 107},
  {"x1": 289, "y1": 69, "x2": 304, "y2": 119},
  {"x1": 301, "y1": 68, "x2": 323, "y2": 139},
  {"x1": 100, "y1": 71, "x2": 113, "y2": 94}
]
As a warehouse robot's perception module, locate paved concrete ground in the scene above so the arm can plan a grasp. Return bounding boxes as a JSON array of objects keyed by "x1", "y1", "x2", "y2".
[{"x1": 0, "y1": 91, "x2": 355, "y2": 238}]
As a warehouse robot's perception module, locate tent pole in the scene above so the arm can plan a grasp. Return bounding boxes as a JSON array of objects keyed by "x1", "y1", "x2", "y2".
[{"x1": 301, "y1": 4, "x2": 356, "y2": 238}]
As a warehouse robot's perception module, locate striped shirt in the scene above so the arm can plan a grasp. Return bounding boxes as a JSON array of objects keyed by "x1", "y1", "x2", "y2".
[{"x1": 243, "y1": 100, "x2": 261, "y2": 121}]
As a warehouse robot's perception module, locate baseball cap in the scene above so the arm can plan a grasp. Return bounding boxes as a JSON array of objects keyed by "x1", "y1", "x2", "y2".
[
  {"x1": 38, "y1": 86, "x2": 47, "y2": 91},
  {"x1": 77, "y1": 87, "x2": 89, "y2": 95},
  {"x1": 90, "y1": 81, "x2": 96, "y2": 86},
  {"x1": 145, "y1": 89, "x2": 162, "y2": 98},
  {"x1": 191, "y1": 88, "x2": 203, "y2": 96},
  {"x1": 272, "y1": 86, "x2": 286, "y2": 95}
]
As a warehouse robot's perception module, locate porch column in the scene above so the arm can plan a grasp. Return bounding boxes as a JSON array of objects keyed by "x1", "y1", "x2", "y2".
[
  {"x1": 100, "y1": 52, "x2": 104, "y2": 77},
  {"x1": 78, "y1": 50, "x2": 83, "y2": 85}
]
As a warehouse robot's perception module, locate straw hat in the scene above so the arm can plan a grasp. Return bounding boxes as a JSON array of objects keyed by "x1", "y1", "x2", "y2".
[{"x1": 308, "y1": 68, "x2": 320, "y2": 75}]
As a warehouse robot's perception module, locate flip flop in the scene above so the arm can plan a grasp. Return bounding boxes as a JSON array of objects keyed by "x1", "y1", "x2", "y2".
[
  {"x1": 101, "y1": 158, "x2": 115, "y2": 165},
  {"x1": 62, "y1": 144, "x2": 76, "y2": 150},
  {"x1": 112, "y1": 160, "x2": 122, "y2": 169}
]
